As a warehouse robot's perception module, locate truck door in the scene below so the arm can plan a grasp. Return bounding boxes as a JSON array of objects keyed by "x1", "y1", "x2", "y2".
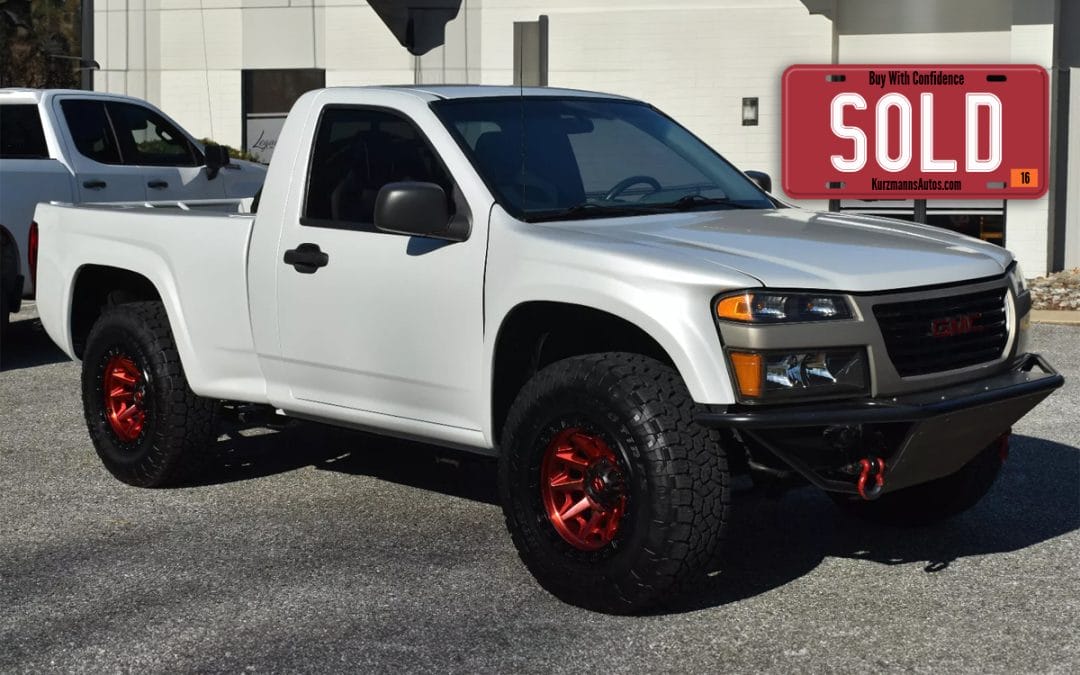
[
  {"x1": 55, "y1": 99, "x2": 147, "y2": 203},
  {"x1": 271, "y1": 105, "x2": 486, "y2": 431},
  {"x1": 104, "y1": 101, "x2": 226, "y2": 202}
]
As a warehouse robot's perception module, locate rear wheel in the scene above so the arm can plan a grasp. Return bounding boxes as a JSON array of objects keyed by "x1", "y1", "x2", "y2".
[
  {"x1": 498, "y1": 353, "x2": 730, "y2": 613},
  {"x1": 81, "y1": 301, "x2": 217, "y2": 487},
  {"x1": 0, "y1": 286, "x2": 9, "y2": 338},
  {"x1": 831, "y1": 437, "x2": 1005, "y2": 527}
]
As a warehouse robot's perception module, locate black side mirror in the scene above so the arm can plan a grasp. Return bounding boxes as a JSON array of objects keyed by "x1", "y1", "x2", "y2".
[
  {"x1": 745, "y1": 170, "x2": 772, "y2": 193},
  {"x1": 374, "y1": 182, "x2": 469, "y2": 241},
  {"x1": 204, "y1": 144, "x2": 231, "y2": 180}
]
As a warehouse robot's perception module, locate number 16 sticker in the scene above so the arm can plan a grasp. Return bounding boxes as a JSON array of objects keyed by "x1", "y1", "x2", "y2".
[{"x1": 1010, "y1": 168, "x2": 1038, "y2": 188}]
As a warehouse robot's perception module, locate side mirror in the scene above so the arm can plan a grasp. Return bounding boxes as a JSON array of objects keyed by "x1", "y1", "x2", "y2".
[
  {"x1": 374, "y1": 182, "x2": 469, "y2": 241},
  {"x1": 204, "y1": 144, "x2": 231, "y2": 180},
  {"x1": 745, "y1": 170, "x2": 772, "y2": 193}
]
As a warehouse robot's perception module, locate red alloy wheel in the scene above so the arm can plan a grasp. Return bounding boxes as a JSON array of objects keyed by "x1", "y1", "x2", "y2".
[
  {"x1": 102, "y1": 354, "x2": 146, "y2": 443},
  {"x1": 540, "y1": 428, "x2": 627, "y2": 551}
]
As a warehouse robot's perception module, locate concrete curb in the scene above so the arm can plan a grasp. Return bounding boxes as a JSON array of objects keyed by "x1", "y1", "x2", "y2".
[{"x1": 1031, "y1": 309, "x2": 1080, "y2": 325}]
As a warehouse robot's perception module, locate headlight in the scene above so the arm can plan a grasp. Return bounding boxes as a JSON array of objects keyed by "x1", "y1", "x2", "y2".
[
  {"x1": 716, "y1": 291, "x2": 853, "y2": 323},
  {"x1": 1009, "y1": 262, "x2": 1028, "y2": 295},
  {"x1": 728, "y1": 348, "x2": 869, "y2": 401}
]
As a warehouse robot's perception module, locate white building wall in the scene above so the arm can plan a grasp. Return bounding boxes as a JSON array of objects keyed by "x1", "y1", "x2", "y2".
[
  {"x1": 543, "y1": 6, "x2": 831, "y2": 205},
  {"x1": 93, "y1": 0, "x2": 829, "y2": 191},
  {"x1": 1004, "y1": 22, "x2": 1054, "y2": 277}
]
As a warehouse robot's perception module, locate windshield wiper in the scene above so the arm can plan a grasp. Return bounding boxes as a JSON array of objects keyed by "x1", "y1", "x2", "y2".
[
  {"x1": 527, "y1": 202, "x2": 662, "y2": 222},
  {"x1": 657, "y1": 194, "x2": 756, "y2": 210}
]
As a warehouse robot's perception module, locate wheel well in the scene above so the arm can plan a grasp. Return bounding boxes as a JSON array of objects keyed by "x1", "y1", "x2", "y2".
[
  {"x1": 1, "y1": 226, "x2": 18, "y2": 278},
  {"x1": 71, "y1": 265, "x2": 161, "y2": 357},
  {"x1": 0, "y1": 227, "x2": 19, "y2": 308},
  {"x1": 491, "y1": 302, "x2": 675, "y2": 441}
]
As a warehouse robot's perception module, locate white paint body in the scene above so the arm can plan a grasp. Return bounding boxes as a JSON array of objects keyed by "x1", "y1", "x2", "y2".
[
  {"x1": 33, "y1": 86, "x2": 1017, "y2": 455},
  {"x1": 0, "y1": 88, "x2": 267, "y2": 297}
]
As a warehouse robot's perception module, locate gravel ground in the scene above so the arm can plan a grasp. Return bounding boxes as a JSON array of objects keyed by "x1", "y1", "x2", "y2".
[{"x1": 1, "y1": 303, "x2": 1078, "y2": 673}]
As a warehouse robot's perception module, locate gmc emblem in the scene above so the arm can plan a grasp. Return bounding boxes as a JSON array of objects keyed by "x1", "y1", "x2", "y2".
[{"x1": 930, "y1": 313, "x2": 984, "y2": 338}]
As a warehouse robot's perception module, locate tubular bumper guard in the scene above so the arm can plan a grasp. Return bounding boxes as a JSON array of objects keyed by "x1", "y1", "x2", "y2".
[{"x1": 695, "y1": 354, "x2": 1064, "y2": 496}]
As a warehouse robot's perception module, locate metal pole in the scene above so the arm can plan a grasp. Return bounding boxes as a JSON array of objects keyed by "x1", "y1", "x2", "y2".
[
  {"x1": 914, "y1": 199, "x2": 927, "y2": 224},
  {"x1": 538, "y1": 15, "x2": 548, "y2": 86},
  {"x1": 81, "y1": 0, "x2": 94, "y2": 90}
]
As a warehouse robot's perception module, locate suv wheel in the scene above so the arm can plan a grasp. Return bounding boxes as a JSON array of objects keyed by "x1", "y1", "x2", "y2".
[
  {"x1": 498, "y1": 353, "x2": 730, "y2": 613},
  {"x1": 82, "y1": 301, "x2": 217, "y2": 487}
]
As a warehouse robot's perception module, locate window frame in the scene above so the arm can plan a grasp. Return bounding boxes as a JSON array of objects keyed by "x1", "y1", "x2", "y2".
[
  {"x1": 0, "y1": 103, "x2": 51, "y2": 159},
  {"x1": 299, "y1": 104, "x2": 459, "y2": 232}
]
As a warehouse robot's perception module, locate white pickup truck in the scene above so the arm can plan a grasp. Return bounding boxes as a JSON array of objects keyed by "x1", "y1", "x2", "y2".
[
  {"x1": 0, "y1": 89, "x2": 266, "y2": 330},
  {"x1": 33, "y1": 86, "x2": 1062, "y2": 613}
]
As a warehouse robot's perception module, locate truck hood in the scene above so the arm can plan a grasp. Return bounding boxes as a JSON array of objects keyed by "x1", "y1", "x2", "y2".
[{"x1": 553, "y1": 208, "x2": 1012, "y2": 292}]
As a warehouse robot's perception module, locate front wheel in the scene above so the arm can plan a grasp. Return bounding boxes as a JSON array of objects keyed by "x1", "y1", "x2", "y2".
[
  {"x1": 82, "y1": 301, "x2": 217, "y2": 487},
  {"x1": 498, "y1": 353, "x2": 730, "y2": 614},
  {"x1": 831, "y1": 437, "x2": 1005, "y2": 527}
]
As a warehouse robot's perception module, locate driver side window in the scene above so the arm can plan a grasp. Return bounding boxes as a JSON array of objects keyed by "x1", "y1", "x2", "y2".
[
  {"x1": 302, "y1": 106, "x2": 456, "y2": 230},
  {"x1": 106, "y1": 102, "x2": 200, "y2": 167}
]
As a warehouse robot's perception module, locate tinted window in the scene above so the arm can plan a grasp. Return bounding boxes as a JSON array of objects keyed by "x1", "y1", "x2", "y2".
[
  {"x1": 0, "y1": 104, "x2": 50, "y2": 159},
  {"x1": 568, "y1": 117, "x2": 711, "y2": 194},
  {"x1": 61, "y1": 100, "x2": 121, "y2": 164},
  {"x1": 433, "y1": 98, "x2": 773, "y2": 220},
  {"x1": 243, "y1": 69, "x2": 325, "y2": 115},
  {"x1": 107, "y1": 102, "x2": 199, "y2": 167},
  {"x1": 303, "y1": 107, "x2": 455, "y2": 228}
]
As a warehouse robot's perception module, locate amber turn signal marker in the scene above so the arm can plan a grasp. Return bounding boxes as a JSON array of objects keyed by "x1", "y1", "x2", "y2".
[
  {"x1": 729, "y1": 351, "x2": 763, "y2": 398},
  {"x1": 716, "y1": 293, "x2": 753, "y2": 321}
]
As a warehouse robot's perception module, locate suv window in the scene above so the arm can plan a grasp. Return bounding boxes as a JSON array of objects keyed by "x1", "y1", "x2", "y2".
[
  {"x1": 303, "y1": 107, "x2": 455, "y2": 229},
  {"x1": 60, "y1": 100, "x2": 122, "y2": 164},
  {"x1": 107, "y1": 102, "x2": 200, "y2": 167},
  {"x1": 0, "y1": 104, "x2": 50, "y2": 159}
]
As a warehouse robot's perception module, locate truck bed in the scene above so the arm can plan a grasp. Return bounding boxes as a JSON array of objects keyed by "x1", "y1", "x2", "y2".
[{"x1": 33, "y1": 201, "x2": 269, "y2": 403}]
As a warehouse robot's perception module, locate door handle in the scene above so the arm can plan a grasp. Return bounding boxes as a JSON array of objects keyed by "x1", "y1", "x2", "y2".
[
  {"x1": 82, "y1": 179, "x2": 107, "y2": 189},
  {"x1": 147, "y1": 180, "x2": 169, "y2": 189},
  {"x1": 283, "y1": 243, "x2": 329, "y2": 274}
]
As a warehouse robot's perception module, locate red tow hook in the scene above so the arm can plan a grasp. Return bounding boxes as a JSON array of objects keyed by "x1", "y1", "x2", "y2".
[
  {"x1": 997, "y1": 430, "x2": 1011, "y2": 464},
  {"x1": 856, "y1": 457, "x2": 886, "y2": 501}
]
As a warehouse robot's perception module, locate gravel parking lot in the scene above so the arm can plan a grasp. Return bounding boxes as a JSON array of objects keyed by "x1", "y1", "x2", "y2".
[{"x1": 2, "y1": 303, "x2": 1078, "y2": 673}]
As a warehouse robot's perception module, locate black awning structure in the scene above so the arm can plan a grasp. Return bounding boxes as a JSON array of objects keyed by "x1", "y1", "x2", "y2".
[{"x1": 367, "y1": 0, "x2": 463, "y2": 56}]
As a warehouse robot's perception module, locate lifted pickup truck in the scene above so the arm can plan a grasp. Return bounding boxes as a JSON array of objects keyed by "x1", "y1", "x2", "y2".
[
  {"x1": 34, "y1": 86, "x2": 1062, "y2": 613},
  {"x1": 0, "y1": 89, "x2": 266, "y2": 331}
]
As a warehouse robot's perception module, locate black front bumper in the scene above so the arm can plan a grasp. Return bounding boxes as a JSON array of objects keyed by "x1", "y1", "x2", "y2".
[{"x1": 696, "y1": 354, "x2": 1063, "y2": 496}]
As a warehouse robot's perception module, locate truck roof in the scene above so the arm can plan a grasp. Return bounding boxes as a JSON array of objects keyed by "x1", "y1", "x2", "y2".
[
  {"x1": 0, "y1": 88, "x2": 161, "y2": 105},
  {"x1": 334, "y1": 85, "x2": 633, "y2": 102},
  {"x1": 2, "y1": 85, "x2": 631, "y2": 107}
]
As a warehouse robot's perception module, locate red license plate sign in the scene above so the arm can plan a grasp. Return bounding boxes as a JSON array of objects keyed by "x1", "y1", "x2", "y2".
[{"x1": 781, "y1": 65, "x2": 1048, "y2": 199}]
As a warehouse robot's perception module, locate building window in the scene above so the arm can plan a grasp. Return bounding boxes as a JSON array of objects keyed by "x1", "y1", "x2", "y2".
[{"x1": 241, "y1": 69, "x2": 326, "y2": 163}]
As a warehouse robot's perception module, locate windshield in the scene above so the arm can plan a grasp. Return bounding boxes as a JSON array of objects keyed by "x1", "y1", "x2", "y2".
[{"x1": 431, "y1": 97, "x2": 774, "y2": 222}]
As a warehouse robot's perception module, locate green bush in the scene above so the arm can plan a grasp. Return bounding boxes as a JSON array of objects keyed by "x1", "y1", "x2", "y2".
[{"x1": 199, "y1": 138, "x2": 259, "y2": 162}]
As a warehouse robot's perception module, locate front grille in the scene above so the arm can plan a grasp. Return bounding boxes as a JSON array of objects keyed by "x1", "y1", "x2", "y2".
[{"x1": 873, "y1": 287, "x2": 1009, "y2": 377}]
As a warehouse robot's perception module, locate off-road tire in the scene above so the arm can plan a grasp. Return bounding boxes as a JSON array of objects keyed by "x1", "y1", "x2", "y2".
[
  {"x1": 498, "y1": 352, "x2": 730, "y2": 614},
  {"x1": 82, "y1": 301, "x2": 217, "y2": 487},
  {"x1": 0, "y1": 287, "x2": 9, "y2": 339},
  {"x1": 831, "y1": 439, "x2": 1003, "y2": 527}
]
